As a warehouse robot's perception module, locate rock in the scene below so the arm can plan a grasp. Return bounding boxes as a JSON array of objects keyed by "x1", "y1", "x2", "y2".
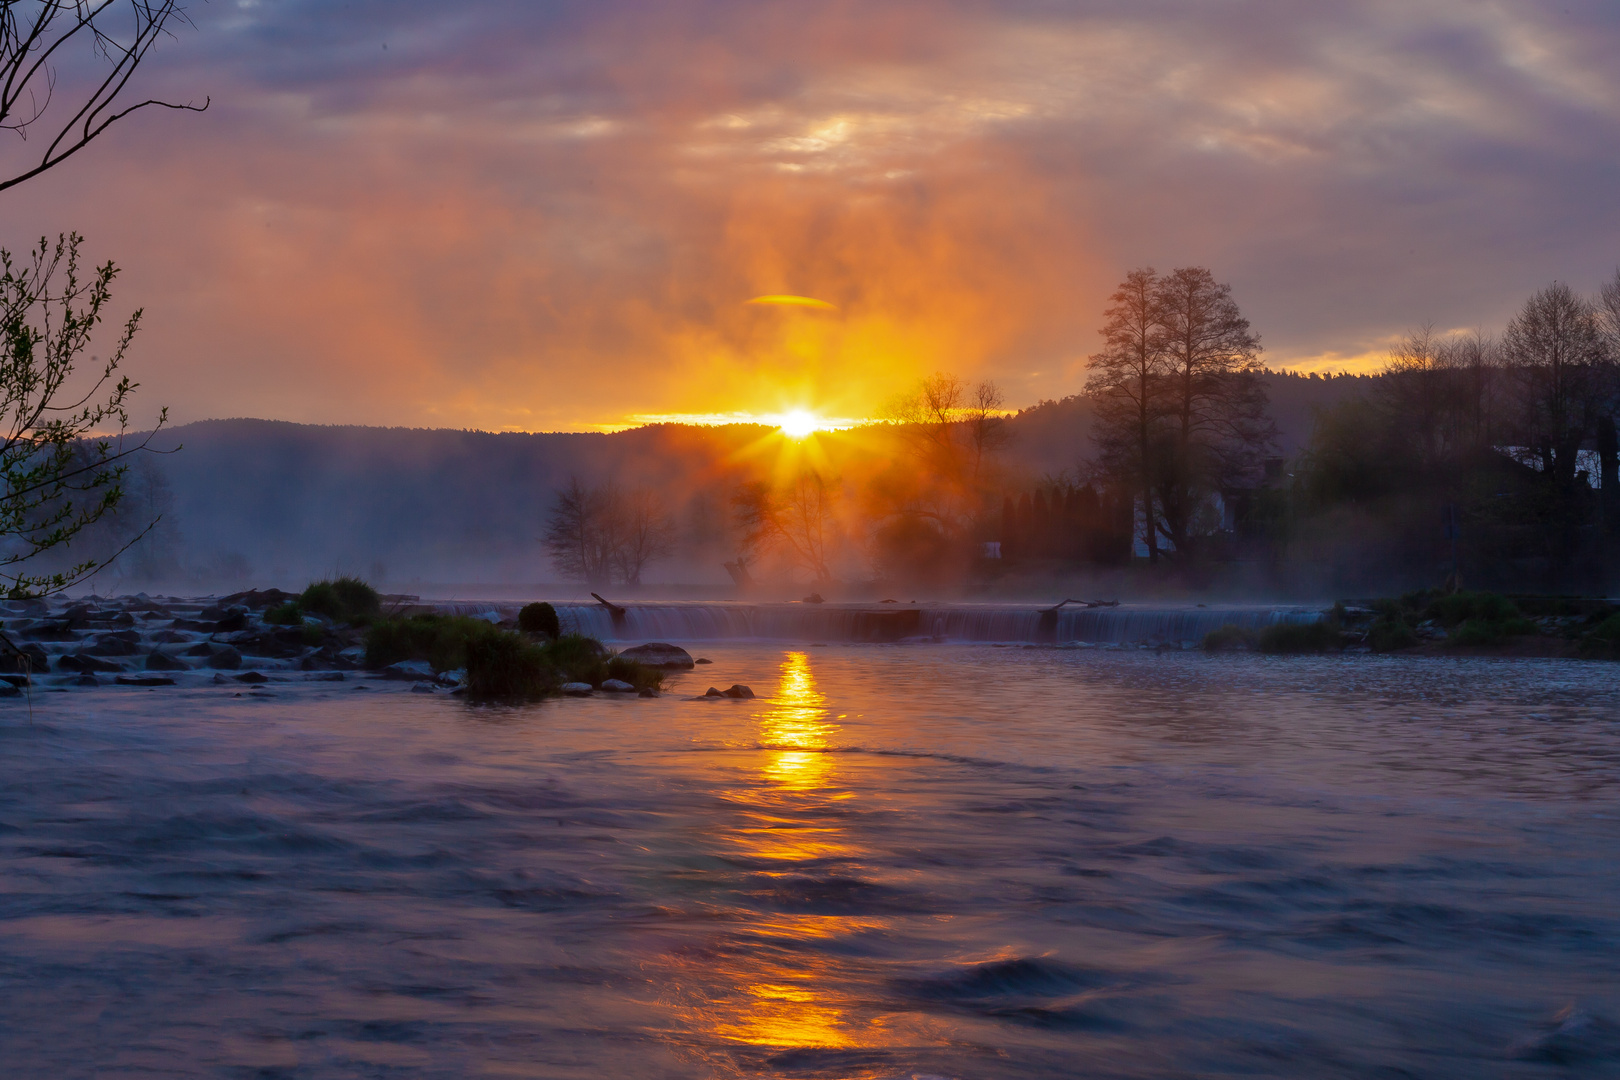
[
  {"x1": 410, "y1": 683, "x2": 436, "y2": 693},
  {"x1": 152, "y1": 630, "x2": 193, "y2": 644},
  {"x1": 0, "y1": 643, "x2": 49, "y2": 674},
  {"x1": 85, "y1": 635, "x2": 142, "y2": 656},
  {"x1": 183, "y1": 642, "x2": 215, "y2": 657},
  {"x1": 600, "y1": 678, "x2": 635, "y2": 693},
  {"x1": 116, "y1": 675, "x2": 174, "y2": 687},
  {"x1": 381, "y1": 660, "x2": 437, "y2": 681},
  {"x1": 722, "y1": 684, "x2": 755, "y2": 699},
  {"x1": 560, "y1": 682, "x2": 593, "y2": 696},
  {"x1": 206, "y1": 646, "x2": 243, "y2": 671},
  {"x1": 145, "y1": 650, "x2": 189, "y2": 671},
  {"x1": 617, "y1": 642, "x2": 694, "y2": 669},
  {"x1": 211, "y1": 673, "x2": 230, "y2": 685},
  {"x1": 70, "y1": 674, "x2": 100, "y2": 687},
  {"x1": 305, "y1": 671, "x2": 345, "y2": 682},
  {"x1": 438, "y1": 667, "x2": 467, "y2": 686},
  {"x1": 219, "y1": 588, "x2": 297, "y2": 610},
  {"x1": 0, "y1": 681, "x2": 18, "y2": 696},
  {"x1": 638, "y1": 687, "x2": 657, "y2": 698},
  {"x1": 234, "y1": 671, "x2": 269, "y2": 684},
  {"x1": 56, "y1": 653, "x2": 123, "y2": 674},
  {"x1": 705, "y1": 686, "x2": 722, "y2": 696},
  {"x1": 695, "y1": 657, "x2": 712, "y2": 664}
]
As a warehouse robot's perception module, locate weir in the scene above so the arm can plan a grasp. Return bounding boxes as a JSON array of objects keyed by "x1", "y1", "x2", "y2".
[{"x1": 424, "y1": 601, "x2": 1323, "y2": 646}]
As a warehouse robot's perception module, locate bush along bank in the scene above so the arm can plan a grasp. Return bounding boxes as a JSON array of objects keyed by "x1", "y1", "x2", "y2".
[
  {"x1": 363, "y1": 614, "x2": 662, "y2": 700},
  {"x1": 1200, "y1": 591, "x2": 1620, "y2": 658}
]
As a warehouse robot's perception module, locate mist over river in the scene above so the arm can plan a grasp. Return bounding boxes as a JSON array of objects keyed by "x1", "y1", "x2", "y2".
[{"x1": 2, "y1": 646, "x2": 1618, "y2": 1078}]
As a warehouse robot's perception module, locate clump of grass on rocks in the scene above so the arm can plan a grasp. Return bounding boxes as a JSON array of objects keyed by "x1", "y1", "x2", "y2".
[
  {"x1": 1202, "y1": 624, "x2": 1258, "y2": 652},
  {"x1": 299, "y1": 577, "x2": 381, "y2": 625},
  {"x1": 365, "y1": 617, "x2": 661, "y2": 699},
  {"x1": 1258, "y1": 620, "x2": 1341, "y2": 654}
]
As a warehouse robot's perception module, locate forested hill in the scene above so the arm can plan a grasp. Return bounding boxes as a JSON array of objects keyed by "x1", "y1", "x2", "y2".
[{"x1": 99, "y1": 372, "x2": 1367, "y2": 590}]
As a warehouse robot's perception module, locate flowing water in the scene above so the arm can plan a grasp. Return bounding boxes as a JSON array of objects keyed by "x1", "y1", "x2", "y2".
[{"x1": 2, "y1": 646, "x2": 1618, "y2": 1078}]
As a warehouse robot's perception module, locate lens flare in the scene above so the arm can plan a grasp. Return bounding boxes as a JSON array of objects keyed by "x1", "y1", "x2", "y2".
[{"x1": 778, "y1": 409, "x2": 820, "y2": 439}]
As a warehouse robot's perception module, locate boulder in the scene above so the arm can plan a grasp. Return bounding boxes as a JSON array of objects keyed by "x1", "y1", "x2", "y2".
[
  {"x1": 0, "y1": 643, "x2": 49, "y2": 674},
  {"x1": 0, "y1": 681, "x2": 18, "y2": 696},
  {"x1": 234, "y1": 671, "x2": 269, "y2": 684},
  {"x1": 145, "y1": 651, "x2": 189, "y2": 672},
  {"x1": 560, "y1": 682, "x2": 593, "y2": 696},
  {"x1": 600, "y1": 678, "x2": 635, "y2": 693},
  {"x1": 381, "y1": 660, "x2": 437, "y2": 681},
  {"x1": 617, "y1": 642, "x2": 694, "y2": 669},
  {"x1": 206, "y1": 646, "x2": 243, "y2": 671},
  {"x1": 85, "y1": 634, "x2": 141, "y2": 656},
  {"x1": 152, "y1": 630, "x2": 193, "y2": 644},
  {"x1": 638, "y1": 687, "x2": 658, "y2": 698},
  {"x1": 116, "y1": 675, "x2": 174, "y2": 687},
  {"x1": 695, "y1": 657, "x2": 713, "y2": 664},
  {"x1": 56, "y1": 653, "x2": 123, "y2": 674},
  {"x1": 183, "y1": 642, "x2": 215, "y2": 657},
  {"x1": 722, "y1": 684, "x2": 755, "y2": 699},
  {"x1": 220, "y1": 588, "x2": 297, "y2": 610}
]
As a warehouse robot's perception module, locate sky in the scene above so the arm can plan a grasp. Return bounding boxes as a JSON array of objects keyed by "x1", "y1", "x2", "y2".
[{"x1": 4, "y1": 0, "x2": 1619, "y2": 432}]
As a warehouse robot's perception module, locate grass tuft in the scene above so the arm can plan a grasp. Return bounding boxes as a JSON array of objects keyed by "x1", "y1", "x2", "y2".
[
  {"x1": 518, "y1": 602, "x2": 561, "y2": 638},
  {"x1": 1202, "y1": 624, "x2": 1258, "y2": 652},
  {"x1": 1257, "y1": 620, "x2": 1340, "y2": 654}
]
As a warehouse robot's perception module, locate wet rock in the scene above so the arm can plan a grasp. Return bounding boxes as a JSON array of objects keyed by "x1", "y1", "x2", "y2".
[
  {"x1": 70, "y1": 674, "x2": 100, "y2": 687},
  {"x1": 638, "y1": 688, "x2": 657, "y2": 698},
  {"x1": 183, "y1": 642, "x2": 214, "y2": 657},
  {"x1": 0, "y1": 643, "x2": 49, "y2": 674},
  {"x1": 695, "y1": 657, "x2": 713, "y2": 664},
  {"x1": 219, "y1": 588, "x2": 296, "y2": 610},
  {"x1": 145, "y1": 650, "x2": 189, "y2": 672},
  {"x1": 56, "y1": 654, "x2": 124, "y2": 674},
  {"x1": 705, "y1": 686, "x2": 722, "y2": 696},
  {"x1": 600, "y1": 678, "x2": 635, "y2": 693},
  {"x1": 226, "y1": 628, "x2": 308, "y2": 658},
  {"x1": 381, "y1": 660, "x2": 437, "y2": 681},
  {"x1": 560, "y1": 682, "x2": 593, "y2": 696},
  {"x1": 410, "y1": 683, "x2": 436, "y2": 694},
  {"x1": 86, "y1": 634, "x2": 142, "y2": 656},
  {"x1": 22, "y1": 625, "x2": 78, "y2": 642},
  {"x1": 617, "y1": 642, "x2": 694, "y2": 669},
  {"x1": 206, "y1": 646, "x2": 243, "y2": 671},
  {"x1": 115, "y1": 674, "x2": 174, "y2": 687},
  {"x1": 0, "y1": 681, "x2": 18, "y2": 696},
  {"x1": 722, "y1": 684, "x2": 755, "y2": 699},
  {"x1": 154, "y1": 630, "x2": 195, "y2": 644},
  {"x1": 233, "y1": 671, "x2": 269, "y2": 684}
]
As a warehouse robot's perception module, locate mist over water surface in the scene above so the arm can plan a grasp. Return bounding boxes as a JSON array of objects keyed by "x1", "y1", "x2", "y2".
[{"x1": 2, "y1": 647, "x2": 1618, "y2": 1077}]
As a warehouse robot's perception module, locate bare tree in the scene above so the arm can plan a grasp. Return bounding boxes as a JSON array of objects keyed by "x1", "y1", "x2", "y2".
[
  {"x1": 544, "y1": 477, "x2": 612, "y2": 587},
  {"x1": 881, "y1": 371, "x2": 1008, "y2": 534},
  {"x1": 733, "y1": 471, "x2": 837, "y2": 583},
  {"x1": 0, "y1": 0, "x2": 207, "y2": 194},
  {"x1": 1152, "y1": 266, "x2": 1273, "y2": 556},
  {"x1": 1085, "y1": 267, "x2": 1166, "y2": 563},
  {"x1": 610, "y1": 486, "x2": 675, "y2": 585},
  {"x1": 1499, "y1": 282, "x2": 1613, "y2": 483},
  {"x1": 544, "y1": 478, "x2": 674, "y2": 587}
]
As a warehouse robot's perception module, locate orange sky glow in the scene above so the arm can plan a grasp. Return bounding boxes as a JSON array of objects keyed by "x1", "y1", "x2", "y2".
[{"x1": 3, "y1": 1, "x2": 1618, "y2": 433}]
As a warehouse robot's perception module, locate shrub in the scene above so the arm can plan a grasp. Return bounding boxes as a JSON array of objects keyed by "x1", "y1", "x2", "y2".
[
  {"x1": 1368, "y1": 617, "x2": 1418, "y2": 652},
  {"x1": 1427, "y1": 591, "x2": 1519, "y2": 628},
  {"x1": 1258, "y1": 620, "x2": 1340, "y2": 654},
  {"x1": 606, "y1": 654, "x2": 663, "y2": 691},
  {"x1": 518, "y1": 601, "x2": 561, "y2": 638},
  {"x1": 1202, "y1": 624, "x2": 1258, "y2": 652},
  {"x1": 1587, "y1": 613, "x2": 1620, "y2": 643},
  {"x1": 299, "y1": 577, "x2": 381, "y2": 625},
  {"x1": 365, "y1": 614, "x2": 501, "y2": 672},
  {"x1": 264, "y1": 601, "x2": 302, "y2": 626},
  {"x1": 540, "y1": 633, "x2": 608, "y2": 686},
  {"x1": 465, "y1": 632, "x2": 556, "y2": 699}
]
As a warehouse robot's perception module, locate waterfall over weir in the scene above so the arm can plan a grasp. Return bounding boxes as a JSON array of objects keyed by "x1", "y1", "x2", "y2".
[{"x1": 425, "y1": 601, "x2": 1324, "y2": 646}]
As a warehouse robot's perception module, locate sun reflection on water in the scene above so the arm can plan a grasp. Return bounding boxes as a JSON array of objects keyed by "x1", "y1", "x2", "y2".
[{"x1": 658, "y1": 650, "x2": 913, "y2": 1066}]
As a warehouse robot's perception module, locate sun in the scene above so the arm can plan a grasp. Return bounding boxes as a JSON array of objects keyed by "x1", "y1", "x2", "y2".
[{"x1": 778, "y1": 409, "x2": 820, "y2": 439}]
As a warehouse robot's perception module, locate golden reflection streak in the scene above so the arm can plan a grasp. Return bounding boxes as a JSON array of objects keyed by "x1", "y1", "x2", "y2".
[{"x1": 758, "y1": 651, "x2": 834, "y2": 790}]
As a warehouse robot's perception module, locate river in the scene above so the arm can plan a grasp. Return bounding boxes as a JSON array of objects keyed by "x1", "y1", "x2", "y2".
[{"x1": 2, "y1": 645, "x2": 1617, "y2": 1077}]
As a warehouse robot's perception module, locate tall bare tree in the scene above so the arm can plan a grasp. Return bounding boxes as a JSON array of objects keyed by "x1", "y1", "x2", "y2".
[
  {"x1": 0, "y1": 0, "x2": 206, "y2": 194},
  {"x1": 1152, "y1": 266, "x2": 1273, "y2": 556},
  {"x1": 1085, "y1": 267, "x2": 1166, "y2": 563}
]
